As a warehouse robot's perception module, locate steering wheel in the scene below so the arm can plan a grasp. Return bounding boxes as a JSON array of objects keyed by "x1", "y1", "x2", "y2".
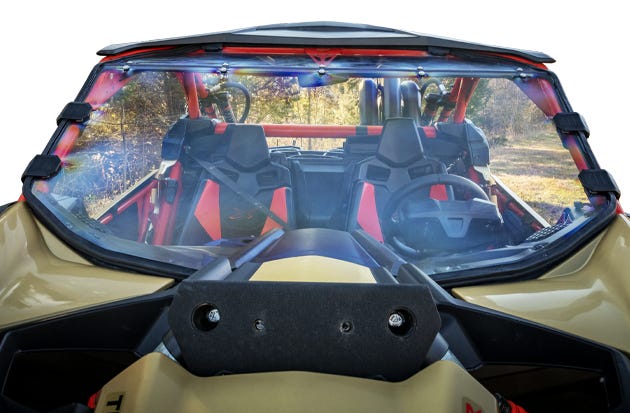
[{"x1": 381, "y1": 173, "x2": 490, "y2": 257}]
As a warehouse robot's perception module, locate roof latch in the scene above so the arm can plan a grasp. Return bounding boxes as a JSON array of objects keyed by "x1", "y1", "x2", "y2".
[
  {"x1": 21, "y1": 154, "x2": 62, "y2": 182},
  {"x1": 553, "y1": 112, "x2": 590, "y2": 138},
  {"x1": 579, "y1": 169, "x2": 621, "y2": 200},
  {"x1": 56, "y1": 102, "x2": 93, "y2": 125}
]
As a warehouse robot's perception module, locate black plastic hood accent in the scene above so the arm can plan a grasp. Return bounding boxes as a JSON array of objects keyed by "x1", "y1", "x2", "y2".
[
  {"x1": 97, "y1": 21, "x2": 554, "y2": 64},
  {"x1": 169, "y1": 281, "x2": 441, "y2": 381}
]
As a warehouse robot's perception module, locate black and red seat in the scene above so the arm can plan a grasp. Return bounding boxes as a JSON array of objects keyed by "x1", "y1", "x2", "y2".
[
  {"x1": 177, "y1": 124, "x2": 293, "y2": 244},
  {"x1": 346, "y1": 117, "x2": 505, "y2": 254},
  {"x1": 346, "y1": 117, "x2": 449, "y2": 242}
]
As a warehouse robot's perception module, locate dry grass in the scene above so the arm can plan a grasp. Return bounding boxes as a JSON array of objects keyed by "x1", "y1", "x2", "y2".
[{"x1": 489, "y1": 132, "x2": 588, "y2": 224}]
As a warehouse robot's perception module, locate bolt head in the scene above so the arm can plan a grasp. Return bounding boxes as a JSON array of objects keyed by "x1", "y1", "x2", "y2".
[
  {"x1": 206, "y1": 308, "x2": 221, "y2": 323},
  {"x1": 254, "y1": 319, "x2": 265, "y2": 331},
  {"x1": 388, "y1": 313, "x2": 404, "y2": 328}
]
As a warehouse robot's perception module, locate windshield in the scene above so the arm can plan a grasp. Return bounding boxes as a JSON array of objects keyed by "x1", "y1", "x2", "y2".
[{"x1": 29, "y1": 51, "x2": 606, "y2": 279}]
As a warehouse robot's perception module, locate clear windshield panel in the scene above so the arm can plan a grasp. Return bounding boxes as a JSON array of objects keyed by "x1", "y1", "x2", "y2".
[{"x1": 30, "y1": 56, "x2": 601, "y2": 277}]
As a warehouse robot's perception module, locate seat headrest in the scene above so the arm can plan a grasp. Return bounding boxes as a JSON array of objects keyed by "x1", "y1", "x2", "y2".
[
  {"x1": 376, "y1": 118, "x2": 425, "y2": 167},
  {"x1": 225, "y1": 124, "x2": 270, "y2": 171},
  {"x1": 162, "y1": 117, "x2": 217, "y2": 160}
]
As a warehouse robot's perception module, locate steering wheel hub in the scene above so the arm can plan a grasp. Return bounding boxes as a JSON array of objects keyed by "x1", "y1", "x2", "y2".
[{"x1": 381, "y1": 174, "x2": 503, "y2": 257}]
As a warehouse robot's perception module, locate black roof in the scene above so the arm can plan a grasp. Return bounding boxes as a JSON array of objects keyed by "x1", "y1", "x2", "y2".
[{"x1": 98, "y1": 21, "x2": 554, "y2": 64}]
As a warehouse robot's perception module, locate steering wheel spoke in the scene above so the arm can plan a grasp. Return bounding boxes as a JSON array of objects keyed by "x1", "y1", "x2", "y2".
[{"x1": 381, "y1": 174, "x2": 501, "y2": 257}]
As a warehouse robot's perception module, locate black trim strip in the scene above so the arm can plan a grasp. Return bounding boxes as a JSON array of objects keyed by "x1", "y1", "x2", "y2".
[{"x1": 0, "y1": 202, "x2": 15, "y2": 216}]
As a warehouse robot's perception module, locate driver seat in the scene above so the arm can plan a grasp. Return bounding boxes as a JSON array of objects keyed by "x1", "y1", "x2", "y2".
[{"x1": 346, "y1": 117, "x2": 448, "y2": 242}]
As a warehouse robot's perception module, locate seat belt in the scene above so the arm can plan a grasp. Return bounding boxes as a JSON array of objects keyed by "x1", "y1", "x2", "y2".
[{"x1": 189, "y1": 154, "x2": 289, "y2": 230}]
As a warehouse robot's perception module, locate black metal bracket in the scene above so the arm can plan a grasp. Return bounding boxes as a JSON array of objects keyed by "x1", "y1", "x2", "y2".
[
  {"x1": 553, "y1": 112, "x2": 590, "y2": 138},
  {"x1": 579, "y1": 169, "x2": 621, "y2": 199},
  {"x1": 21, "y1": 155, "x2": 62, "y2": 182},
  {"x1": 56, "y1": 102, "x2": 93, "y2": 125}
]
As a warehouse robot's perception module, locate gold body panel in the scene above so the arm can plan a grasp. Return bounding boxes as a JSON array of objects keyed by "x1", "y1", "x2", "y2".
[
  {"x1": 251, "y1": 255, "x2": 376, "y2": 283},
  {"x1": 453, "y1": 214, "x2": 630, "y2": 353},
  {"x1": 0, "y1": 202, "x2": 173, "y2": 329},
  {"x1": 94, "y1": 352, "x2": 497, "y2": 413}
]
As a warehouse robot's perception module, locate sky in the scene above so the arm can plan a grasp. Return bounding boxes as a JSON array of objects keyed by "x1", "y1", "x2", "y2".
[{"x1": 1, "y1": 0, "x2": 628, "y2": 206}]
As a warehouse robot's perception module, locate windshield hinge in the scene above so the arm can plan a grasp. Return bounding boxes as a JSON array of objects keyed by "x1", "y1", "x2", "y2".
[
  {"x1": 427, "y1": 46, "x2": 450, "y2": 56},
  {"x1": 56, "y1": 102, "x2": 93, "y2": 125},
  {"x1": 579, "y1": 169, "x2": 621, "y2": 200},
  {"x1": 21, "y1": 154, "x2": 62, "y2": 182},
  {"x1": 553, "y1": 112, "x2": 590, "y2": 138},
  {"x1": 202, "y1": 43, "x2": 224, "y2": 52}
]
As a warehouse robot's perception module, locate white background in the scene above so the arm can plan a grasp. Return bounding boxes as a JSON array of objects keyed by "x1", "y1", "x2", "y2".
[{"x1": 1, "y1": 1, "x2": 628, "y2": 206}]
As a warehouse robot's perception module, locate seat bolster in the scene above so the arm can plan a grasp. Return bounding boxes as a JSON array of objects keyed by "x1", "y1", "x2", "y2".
[
  {"x1": 356, "y1": 182, "x2": 384, "y2": 242},
  {"x1": 261, "y1": 187, "x2": 292, "y2": 234},
  {"x1": 194, "y1": 179, "x2": 222, "y2": 240}
]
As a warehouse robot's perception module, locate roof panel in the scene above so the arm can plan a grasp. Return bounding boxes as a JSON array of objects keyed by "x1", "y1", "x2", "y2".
[{"x1": 97, "y1": 21, "x2": 554, "y2": 64}]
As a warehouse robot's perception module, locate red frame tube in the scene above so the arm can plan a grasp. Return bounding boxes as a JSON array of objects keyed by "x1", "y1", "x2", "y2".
[
  {"x1": 222, "y1": 46, "x2": 429, "y2": 58},
  {"x1": 212, "y1": 123, "x2": 437, "y2": 138},
  {"x1": 453, "y1": 78, "x2": 479, "y2": 123}
]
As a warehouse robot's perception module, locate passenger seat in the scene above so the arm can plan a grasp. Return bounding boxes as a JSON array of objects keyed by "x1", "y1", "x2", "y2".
[{"x1": 177, "y1": 124, "x2": 294, "y2": 244}]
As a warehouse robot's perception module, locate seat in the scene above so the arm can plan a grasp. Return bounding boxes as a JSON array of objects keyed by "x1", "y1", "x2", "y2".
[
  {"x1": 346, "y1": 117, "x2": 448, "y2": 242},
  {"x1": 177, "y1": 124, "x2": 293, "y2": 244}
]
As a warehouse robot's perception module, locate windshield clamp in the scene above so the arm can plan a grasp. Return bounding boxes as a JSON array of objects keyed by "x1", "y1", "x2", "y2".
[
  {"x1": 579, "y1": 169, "x2": 621, "y2": 199},
  {"x1": 21, "y1": 154, "x2": 62, "y2": 182},
  {"x1": 56, "y1": 102, "x2": 93, "y2": 125},
  {"x1": 553, "y1": 112, "x2": 590, "y2": 138}
]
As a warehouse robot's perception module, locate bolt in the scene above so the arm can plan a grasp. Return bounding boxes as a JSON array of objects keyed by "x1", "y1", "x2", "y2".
[
  {"x1": 318, "y1": 66, "x2": 326, "y2": 75},
  {"x1": 339, "y1": 321, "x2": 353, "y2": 333},
  {"x1": 388, "y1": 312, "x2": 405, "y2": 328},
  {"x1": 206, "y1": 308, "x2": 220, "y2": 323},
  {"x1": 254, "y1": 319, "x2": 265, "y2": 331}
]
